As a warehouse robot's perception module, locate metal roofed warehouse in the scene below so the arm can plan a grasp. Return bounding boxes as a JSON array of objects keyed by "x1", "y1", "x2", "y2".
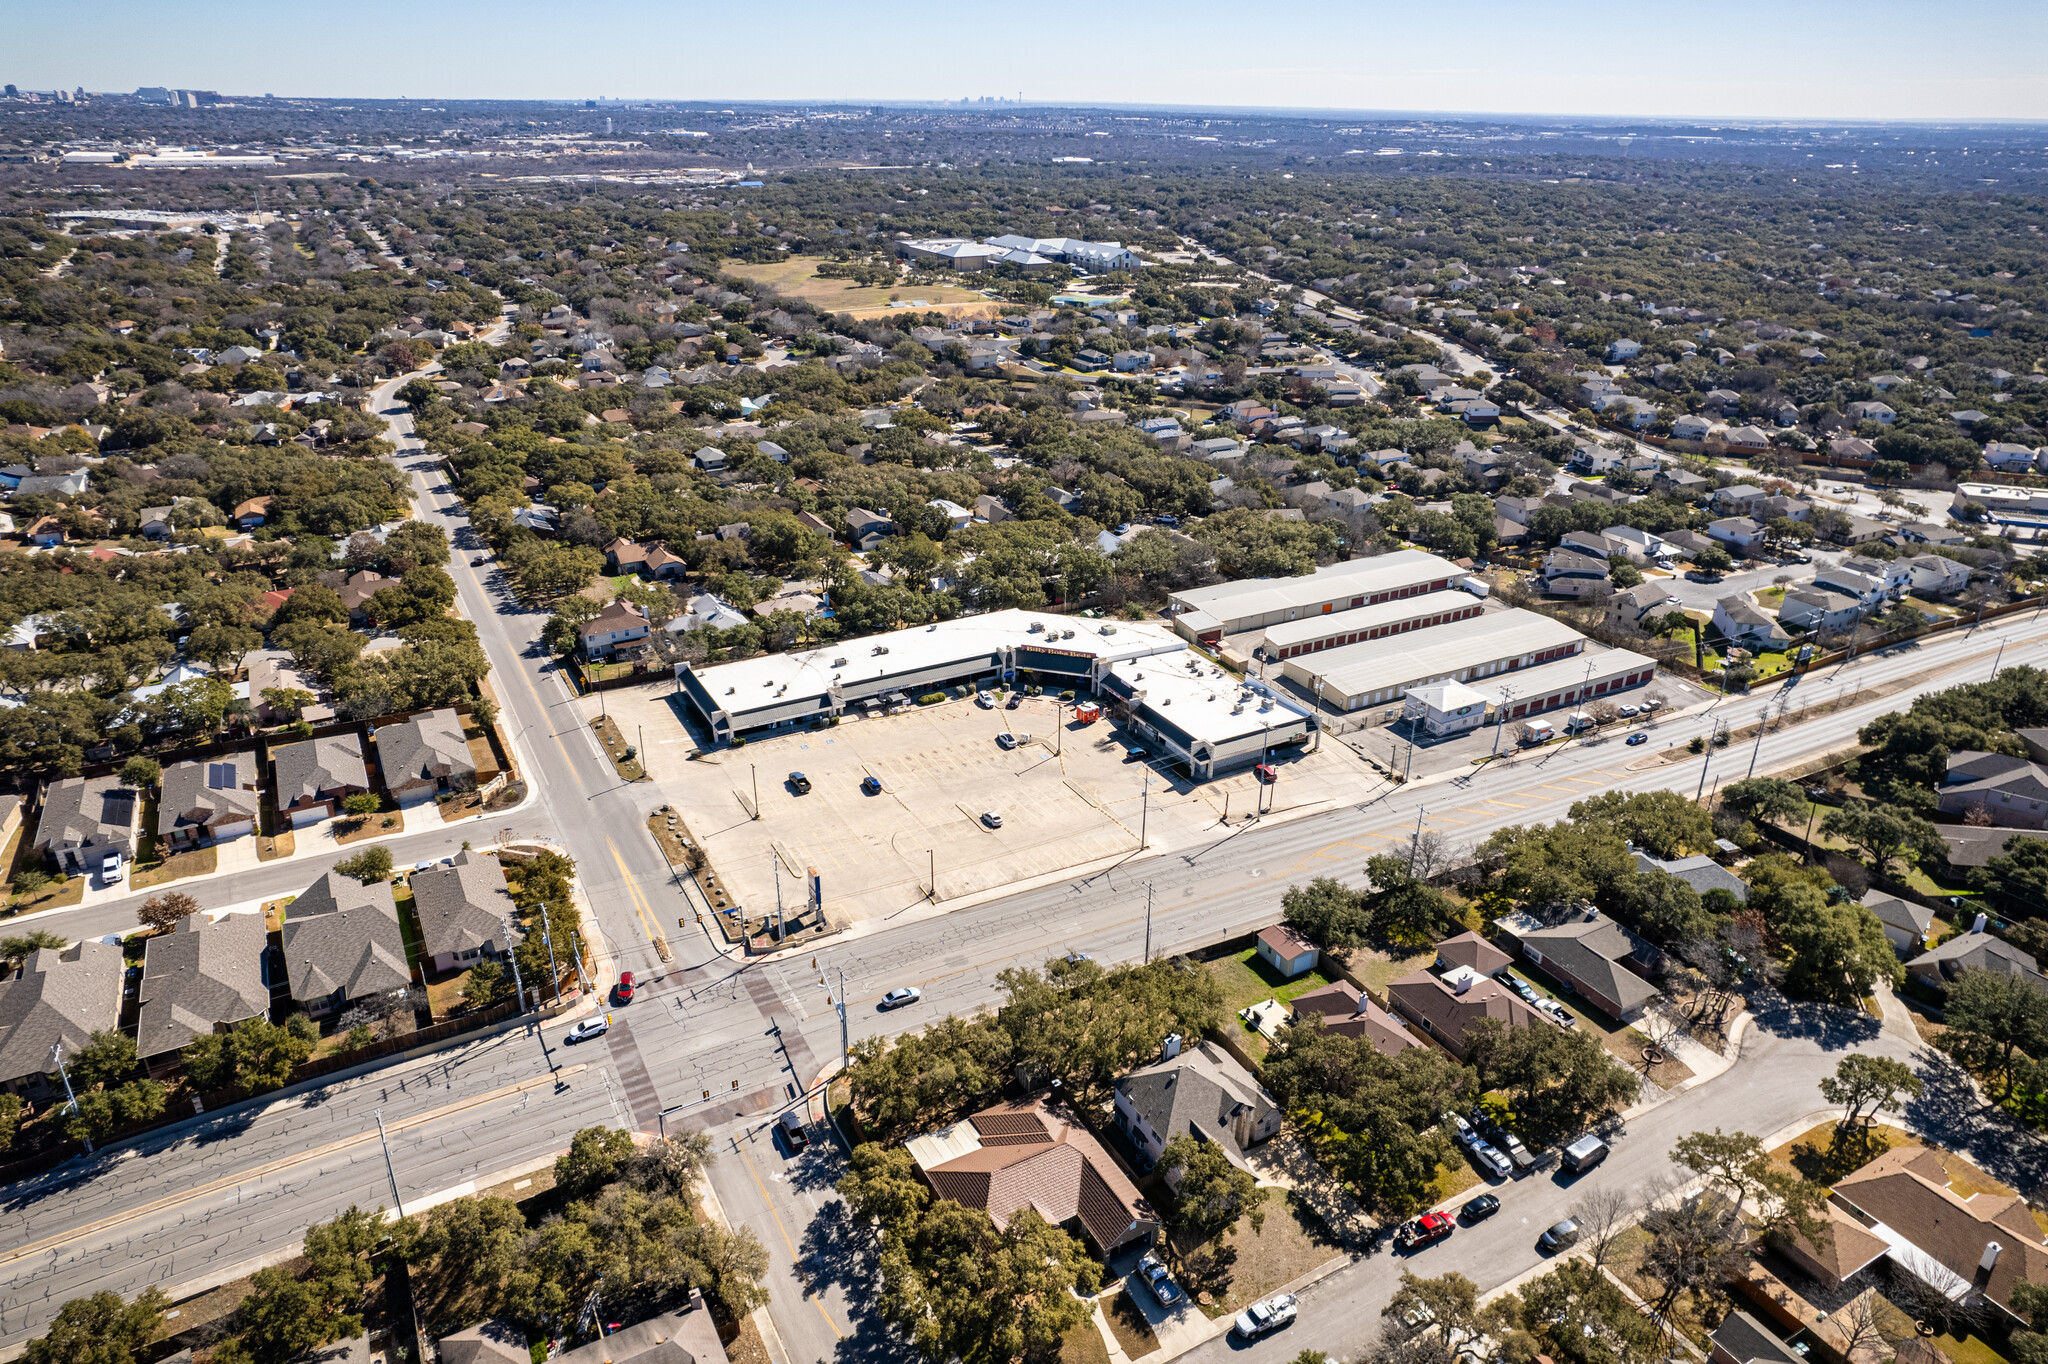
[
  {"x1": 1259, "y1": 588, "x2": 1484, "y2": 660},
  {"x1": 1100, "y1": 654, "x2": 1314, "y2": 780},
  {"x1": 1279, "y1": 609, "x2": 1587, "y2": 711},
  {"x1": 676, "y1": 609, "x2": 1182, "y2": 742},
  {"x1": 1167, "y1": 550, "x2": 1463, "y2": 641}
]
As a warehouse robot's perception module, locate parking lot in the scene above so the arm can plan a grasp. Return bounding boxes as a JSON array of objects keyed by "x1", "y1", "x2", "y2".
[{"x1": 605, "y1": 684, "x2": 1394, "y2": 931}]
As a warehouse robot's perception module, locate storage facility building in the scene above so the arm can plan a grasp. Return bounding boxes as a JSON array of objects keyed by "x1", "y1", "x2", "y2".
[
  {"x1": 1467, "y1": 649, "x2": 1660, "y2": 720},
  {"x1": 1168, "y1": 551, "x2": 1462, "y2": 642},
  {"x1": 1258, "y1": 588, "x2": 1483, "y2": 661},
  {"x1": 1279, "y1": 609, "x2": 1586, "y2": 711}
]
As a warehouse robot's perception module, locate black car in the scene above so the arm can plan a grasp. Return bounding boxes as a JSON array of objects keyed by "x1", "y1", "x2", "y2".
[
  {"x1": 1460, "y1": 1194, "x2": 1501, "y2": 1221},
  {"x1": 788, "y1": 772, "x2": 812, "y2": 794}
]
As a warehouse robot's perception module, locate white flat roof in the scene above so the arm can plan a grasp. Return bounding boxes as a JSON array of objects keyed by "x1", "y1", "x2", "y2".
[
  {"x1": 903, "y1": 1120, "x2": 983, "y2": 1171},
  {"x1": 1467, "y1": 648, "x2": 1657, "y2": 706},
  {"x1": 1109, "y1": 655, "x2": 1306, "y2": 745},
  {"x1": 1170, "y1": 550, "x2": 1460, "y2": 623},
  {"x1": 1260, "y1": 588, "x2": 1478, "y2": 650},
  {"x1": 1287, "y1": 610, "x2": 1585, "y2": 699},
  {"x1": 686, "y1": 609, "x2": 1181, "y2": 721}
]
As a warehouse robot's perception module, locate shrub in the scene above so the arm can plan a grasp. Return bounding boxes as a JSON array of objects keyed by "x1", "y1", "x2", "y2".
[{"x1": 917, "y1": 692, "x2": 945, "y2": 706}]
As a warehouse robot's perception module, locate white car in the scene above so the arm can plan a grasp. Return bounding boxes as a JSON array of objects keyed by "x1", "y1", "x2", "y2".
[
  {"x1": 101, "y1": 852, "x2": 125, "y2": 885},
  {"x1": 981, "y1": 811, "x2": 1003, "y2": 828},
  {"x1": 976, "y1": 691, "x2": 995, "y2": 708},
  {"x1": 1234, "y1": 1292, "x2": 1298, "y2": 1339},
  {"x1": 1618, "y1": 704, "x2": 1640, "y2": 718},
  {"x1": 880, "y1": 987, "x2": 922, "y2": 1010},
  {"x1": 1469, "y1": 1139, "x2": 1513, "y2": 1179},
  {"x1": 564, "y1": 1015, "x2": 611, "y2": 1044}
]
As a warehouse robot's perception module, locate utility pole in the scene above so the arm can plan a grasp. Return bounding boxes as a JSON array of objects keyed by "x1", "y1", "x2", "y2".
[
  {"x1": 637, "y1": 724, "x2": 647, "y2": 781},
  {"x1": 569, "y1": 929, "x2": 592, "y2": 995},
  {"x1": 1992, "y1": 640, "x2": 2006, "y2": 680},
  {"x1": 1140, "y1": 767, "x2": 1152, "y2": 849},
  {"x1": 502, "y1": 915, "x2": 528, "y2": 1011},
  {"x1": 1403, "y1": 724, "x2": 1415, "y2": 784},
  {"x1": 50, "y1": 1043, "x2": 89, "y2": 1154},
  {"x1": 1490, "y1": 686, "x2": 1515, "y2": 758},
  {"x1": 537, "y1": 911, "x2": 563, "y2": 1006},
  {"x1": 1143, "y1": 881, "x2": 1154, "y2": 965},
  {"x1": 751, "y1": 765, "x2": 759, "y2": 820},
  {"x1": 772, "y1": 850, "x2": 784, "y2": 942},
  {"x1": 1695, "y1": 719, "x2": 1721, "y2": 803},
  {"x1": 928, "y1": 849, "x2": 935, "y2": 902},
  {"x1": 1744, "y1": 699, "x2": 1772, "y2": 781},
  {"x1": 374, "y1": 1107, "x2": 405, "y2": 1217},
  {"x1": 1408, "y1": 805, "x2": 1425, "y2": 875},
  {"x1": 832, "y1": 967, "x2": 848, "y2": 1077}
]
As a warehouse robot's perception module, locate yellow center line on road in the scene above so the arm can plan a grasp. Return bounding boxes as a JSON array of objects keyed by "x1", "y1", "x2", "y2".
[
  {"x1": 605, "y1": 837, "x2": 663, "y2": 955},
  {"x1": 738, "y1": 1142, "x2": 845, "y2": 1339}
]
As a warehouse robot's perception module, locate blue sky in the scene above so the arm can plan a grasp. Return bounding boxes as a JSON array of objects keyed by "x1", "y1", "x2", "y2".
[{"x1": 10, "y1": 0, "x2": 2047, "y2": 121}]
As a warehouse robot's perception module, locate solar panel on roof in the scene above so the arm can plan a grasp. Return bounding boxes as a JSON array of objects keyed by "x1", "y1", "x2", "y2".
[{"x1": 207, "y1": 762, "x2": 237, "y2": 790}]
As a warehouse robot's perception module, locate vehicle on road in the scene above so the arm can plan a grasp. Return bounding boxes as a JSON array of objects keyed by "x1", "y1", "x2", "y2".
[
  {"x1": 102, "y1": 852, "x2": 124, "y2": 884},
  {"x1": 1137, "y1": 1254, "x2": 1184, "y2": 1307},
  {"x1": 1562, "y1": 1135, "x2": 1609, "y2": 1172},
  {"x1": 473, "y1": 555, "x2": 490, "y2": 566},
  {"x1": 564, "y1": 1015, "x2": 610, "y2": 1044},
  {"x1": 777, "y1": 1110, "x2": 810, "y2": 1153},
  {"x1": 976, "y1": 691, "x2": 995, "y2": 708},
  {"x1": 981, "y1": 811, "x2": 1003, "y2": 828},
  {"x1": 613, "y1": 972, "x2": 635, "y2": 1004},
  {"x1": 1460, "y1": 1194, "x2": 1501, "y2": 1221},
  {"x1": 787, "y1": 772, "x2": 811, "y2": 794},
  {"x1": 860, "y1": 775, "x2": 883, "y2": 795},
  {"x1": 1627, "y1": 733, "x2": 1649, "y2": 745},
  {"x1": 997, "y1": 733, "x2": 1019, "y2": 750},
  {"x1": 880, "y1": 987, "x2": 922, "y2": 1010},
  {"x1": 1539, "y1": 1219, "x2": 1581, "y2": 1252},
  {"x1": 1254, "y1": 763, "x2": 1277, "y2": 783},
  {"x1": 1233, "y1": 1293, "x2": 1298, "y2": 1339},
  {"x1": 1396, "y1": 1211, "x2": 1455, "y2": 1249}
]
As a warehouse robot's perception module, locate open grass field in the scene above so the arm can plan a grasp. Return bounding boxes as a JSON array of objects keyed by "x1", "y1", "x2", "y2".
[{"x1": 723, "y1": 257, "x2": 998, "y2": 317}]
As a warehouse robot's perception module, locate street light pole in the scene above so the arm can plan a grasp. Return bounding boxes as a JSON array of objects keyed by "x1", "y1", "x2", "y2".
[
  {"x1": 569, "y1": 929, "x2": 592, "y2": 996},
  {"x1": 1143, "y1": 881, "x2": 1154, "y2": 965},
  {"x1": 537, "y1": 911, "x2": 563, "y2": 1006},
  {"x1": 1140, "y1": 768, "x2": 1152, "y2": 849},
  {"x1": 1490, "y1": 686, "x2": 1515, "y2": 758},
  {"x1": 1408, "y1": 805, "x2": 1425, "y2": 875},
  {"x1": 374, "y1": 1107, "x2": 405, "y2": 1217},
  {"x1": 49, "y1": 1043, "x2": 89, "y2": 1154},
  {"x1": 502, "y1": 915, "x2": 528, "y2": 1011},
  {"x1": 751, "y1": 764, "x2": 759, "y2": 820},
  {"x1": 1696, "y1": 719, "x2": 1721, "y2": 803},
  {"x1": 638, "y1": 724, "x2": 647, "y2": 781}
]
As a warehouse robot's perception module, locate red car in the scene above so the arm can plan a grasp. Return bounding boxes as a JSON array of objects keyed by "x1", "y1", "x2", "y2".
[
  {"x1": 1254, "y1": 763, "x2": 1277, "y2": 783},
  {"x1": 1395, "y1": 1211, "x2": 1454, "y2": 1250},
  {"x1": 614, "y1": 971, "x2": 635, "y2": 1004}
]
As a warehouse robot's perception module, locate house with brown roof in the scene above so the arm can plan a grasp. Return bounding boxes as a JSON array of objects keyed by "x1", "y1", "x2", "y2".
[
  {"x1": 1288, "y1": 980, "x2": 1422, "y2": 1057},
  {"x1": 579, "y1": 599, "x2": 650, "y2": 660},
  {"x1": 1774, "y1": 1201, "x2": 1891, "y2": 1291},
  {"x1": 605, "y1": 538, "x2": 650, "y2": 575},
  {"x1": 1386, "y1": 954, "x2": 1551, "y2": 1060},
  {"x1": 1255, "y1": 924, "x2": 1320, "y2": 978},
  {"x1": 248, "y1": 653, "x2": 333, "y2": 723},
  {"x1": 319, "y1": 570, "x2": 390, "y2": 624},
  {"x1": 1832, "y1": 1143, "x2": 2048, "y2": 1324},
  {"x1": 905, "y1": 1097, "x2": 1158, "y2": 1255},
  {"x1": 1435, "y1": 931, "x2": 1511, "y2": 978},
  {"x1": 233, "y1": 495, "x2": 274, "y2": 528}
]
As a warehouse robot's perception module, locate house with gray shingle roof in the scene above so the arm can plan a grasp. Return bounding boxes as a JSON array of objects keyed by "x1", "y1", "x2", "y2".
[
  {"x1": 1862, "y1": 893, "x2": 1934, "y2": 956},
  {"x1": 272, "y1": 734, "x2": 370, "y2": 828},
  {"x1": 282, "y1": 871, "x2": 410, "y2": 1017},
  {"x1": 1113, "y1": 1041, "x2": 1280, "y2": 1177},
  {"x1": 375, "y1": 709, "x2": 477, "y2": 807},
  {"x1": 1906, "y1": 931, "x2": 2048, "y2": 998},
  {"x1": 33, "y1": 775, "x2": 140, "y2": 874},
  {"x1": 1510, "y1": 909, "x2": 1662, "y2": 1021},
  {"x1": 137, "y1": 913, "x2": 271, "y2": 1061},
  {"x1": 159, "y1": 752, "x2": 263, "y2": 847},
  {"x1": 1936, "y1": 751, "x2": 2048, "y2": 830},
  {"x1": 1631, "y1": 850, "x2": 1750, "y2": 903},
  {"x1": 411, "y1": 851, "x2": 518, "y2": 974},
  {"x1": 0, "y1": 941, "x2": 124, "y2": 1092}
]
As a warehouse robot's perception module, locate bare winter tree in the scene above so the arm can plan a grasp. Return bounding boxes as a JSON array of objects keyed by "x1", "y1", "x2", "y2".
[
  {"x1": 1574, "y1": 1185, "x2": 1641, "y2": 1270},
  {"x1": 1409, "y1": 830, "x2": 1455, "y2": 883}
]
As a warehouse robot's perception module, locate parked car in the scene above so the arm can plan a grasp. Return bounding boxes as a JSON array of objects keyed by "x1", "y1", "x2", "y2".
[
  {"x1": 613, "y1": 971, "x2": 635, "y2": 1004},
  {"x1": 976, "y1": 691, "x2": 995, "y2": 708},
  {"x1": 1254, "y1": 763, "x2": 1277, "y2": 783},
  {"x1": 1460, "y1": 1194, "x2": 1501, "y2": 1221},
  {"x1": 1627, "y1": 733, "x2": 1649, "y2": 745},
  {"x1": 1539, "y1": 1219, "x2": 1581, "y2": 1252},
  {"x1": 1006, "y1": 693, "x2": 1024, "y2": 709},
  {"x1": 777, "y1": 1110, "x2": 810, "y2": 1152},
  {"x1": 1395, "y1": 1211, "x2": 1455, "y2": 1249},
  {"x1": 1137, "y1": 1254, "x2": 1184, "y2": 1307},
  {"x1": 996, "y1": 733, "x2": 1019, "y2": 750},
  {"x1": 981, "y1": 811, "x2": 1003, "y2": 828},
  {"x1": 880, "y1": 987, "x2": 922, "y2": 1010},
  {"x1": 1443, "y1": 1111, "x2": 1476, "y2": 1144},
  {"x1": 1500, "y1": 1133, "x2": 1537, "y2": 1170},
  {"x1": 1469, "y1": 1139, "x2": 1513, "y2": 1179},
  {"x1": 861, "y1": 775, "x2": 883, "y2": 794},
  {"x1": 1562, "y1": 1136, "x2": 1610, "y2": 1172},
  {"x1": 1233, "y1": 1293, "x2": 1298, "y2": 1339},
  {"x1": 101, "y1": 852, "x2": 124, "y2": 885},
  {"x1": 1617, "y1": 705, "x2": 1640, "y2": 718},
  {"x1": 787, "y1": 772, "x2": 812, "y2": 794},
  {"x1": 564, "y1": 1015, "x2": 611, "y2": 1044}
]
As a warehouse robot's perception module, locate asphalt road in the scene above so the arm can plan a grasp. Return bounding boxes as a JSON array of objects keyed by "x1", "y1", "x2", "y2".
[{"x1": 6, "y1": 355, "x2": 2048, "y2": 1359}]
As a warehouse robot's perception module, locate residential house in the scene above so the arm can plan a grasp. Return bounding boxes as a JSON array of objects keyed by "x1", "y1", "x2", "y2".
[
  {"x1": 1832, "y1": 1144, "x2": 2048, "y2": 1326},
  {"x1": 1254, "y1": 924, "x2": 1319, "y2": 978},
  {"x1": 605, "y1": 538, "x2": 651, "y2": 575},
  {"x1": 1937, "y1": 751, "x2": 2048, "y2": 830},
  {"x1": 1712, "y1": 597, "x2": 1792, "y2": 651},
  {"x1": 13, "y1": 469, "x2": 89, "y2": 497},
  {"x1": 905, "y1": 1098, "x2": 1158, "y2": 1254},
  {"x1": 1713, "y1": 484, "x2": 1768, "y2": 516},
  {"x1": 510, "y1": 505, "x2": 558, "y2": 534},
  {"x1": 1985, "y1": 442, "x2": 2043, "y2": 473},
  {"x1": 1862, "y1": 893, "x2": 1934, "y2": 956},
  {"x1": 1845, "y1": 400, "x2": 1897, "y2": 425},
  {"x1": 1721, "y1": 425, "x2": 1773, "y2": 454},
  {"x1": 1561, "y1": 529, "x2": 1624, "y2": 561},
  {"x1": 579, "y1": 600, "x2": 650, "y2": 660},
  {"x1": 690, "y1": 446, "x2": 727, "y2": 472},
  {"x1": 1905, "y1": 929, "x2": 2048, "y2": 997},
  {"x1": 1542, "y1": 548, "x2": 1612, "y2": 599},
  {"x1": 1828, "y1": 514, "x2": 1889, "y2": 546},
  {"x1": 0, "y1": 941, "x2": 125, "y2": 1094},
  {"x1": 1609, "y1": 338, "x2": 1642, "y2": 362},
  {"x1": 0, "y1": 795, "x2": 17, "y2": 855},
  {"x1": 1112, "y1": 1042, "x2": 1282, "y2": 1178},
  {"x1": 1630, "y1": 850, "x2": 1750, "y2": 903},
  {"x1": 1288, "y1": 980, "x2": 1422, "y2": 1057},
  {"x1": 1437, "y1": 930, "x2": 1511, "y2": 977},
  {"x1": 1608, "y1": 581, "x2": 1677, "y2": 633},
  {"x1": 138, "y1": 505, "x2": 175, "y2": 539},
  {"x1": 1827, "y1": 558, "x2": 1905, "y2": 603},
  {"x1": 1709, "y1": 1310, "x2": 1808, "y2": 1364},
  {"x1": 281, "y1": 871, "x2": 411, "y2": 1018},
  {"x1": 446, "y1": 1300, "x2": 726, "y2": 1364},
  {"x1": 1757, "y1": 494, "x2": 1813, "y2": 523},
  {"x1": 272, "y1": 734, "x2": 371, "y2": 828},
  {"x1": 1507, "y1": 909, "x2": 1662, "y2": 1021},
  {"x1": 973, "y1": 494, "x2": 1011, "y2": 524},
  {"x1": 1653, "y1": 467, "x2": 1711, "y2": 499},
  {"x1": 845, "y1": 508, "x2": 895, "y2": 551},
  {"x1": 136, "y1": 913, "x2": 270, "y2": 1062},
  {"x1": 1386, "y1": 950, "x2": 1552, "y2": 1060},
  {"x1": 411, "y1": 850, "x2": 518, "y2": 975},
  {"x1": 1494, "y1": 494, "x2": 1548, "y2": 527},
  {"x1": 375, "y1": 709, "x2": 477, "y2": 806},
  {"x1": 1774, "y1": 1203, "x2": 1894, "y2": 1294},
  {"x1": 321, "y1": 570, "x2": 389, "y2": 624},
  {"x1": 1779, "y1": 586, "x2": 1867, "y2": 635},
  {"x1": 233, "y1": 496, "x2": 273, "y2": 528},
  {"x1": 33, "y1": 775, "x2": 141, "y2": 874},
  {"x1": 1904, "y1": 555, "x2": 1971, "y2": 597},
  {"x1": 1603, "y1": 525, "x2": 1667, "y2": 563},
  {"x1": 1670, "y1": 414, "x2": 1715, "y2": 442},
  {"x1": 927, "y1": 499, "x2": 973, "y2": 531},
  {"x1": 248, "y1": 654, "x2": 333, "y2": 723},
  {"x1": 158, "y1": 753, "x2": 263, "y2": 847}
]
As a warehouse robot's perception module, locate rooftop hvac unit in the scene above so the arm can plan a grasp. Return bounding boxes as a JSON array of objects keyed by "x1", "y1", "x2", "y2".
[
  {"x1": 1028, "y1": 621, "x2": 1044, "y2": 633},
  {"x1": 833, "y1": 657, "x2": 848, "y2": 666},
  {"x1": 1061, "y1": 629, "x2": 1075, "y2": 639}
]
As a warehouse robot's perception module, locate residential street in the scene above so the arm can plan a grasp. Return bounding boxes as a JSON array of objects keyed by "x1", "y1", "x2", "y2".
[{"x1": 3, "y1": 367, "x2": 2048, "y2": 1359}]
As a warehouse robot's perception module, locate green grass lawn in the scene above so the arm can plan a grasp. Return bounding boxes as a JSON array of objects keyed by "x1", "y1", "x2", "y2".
[
  {"x1": 1206, "y1": 946, "x2": 1338, "y2": 1014},
  {"x1": 1353, "y1": 946, "x2": 1435, "y2": 998}
]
